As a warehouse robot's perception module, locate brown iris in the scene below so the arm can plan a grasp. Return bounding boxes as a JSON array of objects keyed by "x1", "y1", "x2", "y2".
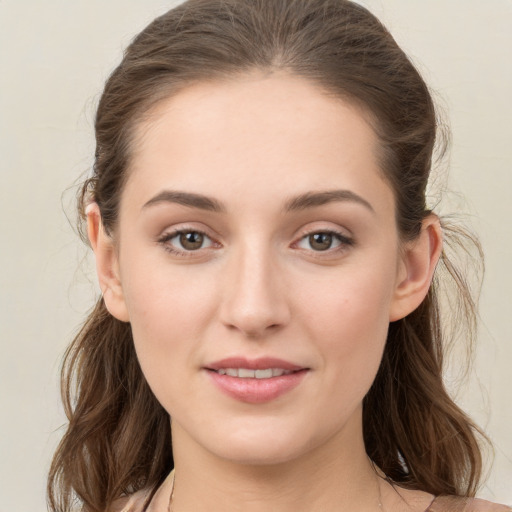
[
  {"x1": 308, "y1": 233, "x2": 334, "y2": 251},
  {"x1": 180, "y1": 231, "x2": 204, "y2": 250}
]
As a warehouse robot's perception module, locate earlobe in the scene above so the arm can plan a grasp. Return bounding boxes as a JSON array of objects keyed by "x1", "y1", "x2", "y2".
[
  {"x1": 86, "y1": 203, "x2": 130, "y2": 322},
  {"x1": 389, "y1": 215, "x2": 443, "y2": 322}
]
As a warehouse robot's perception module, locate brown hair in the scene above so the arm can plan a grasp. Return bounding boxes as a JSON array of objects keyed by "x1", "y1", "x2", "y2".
[{"x1": 48, "y1": 1, "x2": 487, "y2": 510}]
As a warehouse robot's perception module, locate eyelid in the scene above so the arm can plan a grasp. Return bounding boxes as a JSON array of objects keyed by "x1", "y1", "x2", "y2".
[{"x1": 293, "y1": 222, "x2": 353, "y2": 241}]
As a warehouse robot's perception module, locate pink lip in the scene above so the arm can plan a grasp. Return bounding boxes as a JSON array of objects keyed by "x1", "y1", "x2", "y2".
[{"x1": 204, "y1": 357, "x2": 309, "y2": 404}]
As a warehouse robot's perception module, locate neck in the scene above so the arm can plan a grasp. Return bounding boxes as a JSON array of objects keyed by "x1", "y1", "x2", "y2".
[{"x1": 169, "y1": 411, "x2": 383, "y2": 512}]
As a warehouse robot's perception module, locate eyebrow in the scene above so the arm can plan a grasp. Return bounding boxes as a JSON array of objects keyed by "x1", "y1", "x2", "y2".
[
  {"x1": 142, "y1": 190, "x2": 226, "y2": 212},
  {"x1": 284, "y1": 190, "x2": 375, "y2": 214},
  {"x1": 142, "y1": 188, "x2": 375, "y2": 214}
]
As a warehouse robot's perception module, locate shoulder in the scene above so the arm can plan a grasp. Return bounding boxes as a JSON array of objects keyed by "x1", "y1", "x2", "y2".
[
  {"x1": 110, "y1": 489, "x2": 151, "y2": 512},
  {"x1": 110, "y1": 470, "x2": 175, "y2": 512},
  {"x1": 428, "y1": 496, "x2": 512, "y2": 512}
]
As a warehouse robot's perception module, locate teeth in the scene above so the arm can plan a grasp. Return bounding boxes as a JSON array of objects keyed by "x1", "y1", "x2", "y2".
[
  {"x1": 215, "y1": 368, "x2": 293, "y2": 379},
  {"x1": 271, "y1": 368, "x2": 289, "y2": 377},
  {"x1": 255, "y1": 369, "x2": 273, "y2": 379}
]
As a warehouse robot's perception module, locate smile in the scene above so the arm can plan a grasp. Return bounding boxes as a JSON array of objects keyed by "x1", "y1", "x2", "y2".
[
  {"x1": 205, "y1": 358, "x2": 309, "y2": 403},
  {"x1": 213, "y1": 368, "x2": 295, "y2": 379}
]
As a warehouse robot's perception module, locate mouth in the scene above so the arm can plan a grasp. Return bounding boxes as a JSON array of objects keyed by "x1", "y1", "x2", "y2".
[
  {"x1": 204, "y1": 357, "x2": 309, "y2": 403},
  {"x1": 210, "y1": 368, "x2": 298, "y2": 379}
]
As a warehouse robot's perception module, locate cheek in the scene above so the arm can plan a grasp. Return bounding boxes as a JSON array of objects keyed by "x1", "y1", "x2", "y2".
[
  {"x1": 122, "y1": 267, "x2": 222, "y2": 414},
  {"x1": 298, "y1": 262, "x2": 395, "y2": 392},
  {"x1": 300, "y1": 258, "x2": 396, "y2": 338},
  {"x1": 122, "y1": 239, "x2": 218, "y2": 322},
  {"x1": 119, "y1": 250, "x2": 219, "y2": 375}
]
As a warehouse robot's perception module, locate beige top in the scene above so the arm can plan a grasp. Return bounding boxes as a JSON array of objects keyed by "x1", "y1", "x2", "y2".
[
  {"x1": 426, "y1": 496, "x2": 512, "y2": 512},
  {"x1": 112, "y1": 472, "x2": 512, "y2": 512},
  {"x1": 111, "y1": 470, "x2": 174, "y2": 512}
]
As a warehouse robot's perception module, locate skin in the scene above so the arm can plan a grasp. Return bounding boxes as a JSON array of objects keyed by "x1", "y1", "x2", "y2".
[{"x1": 88, "y1": 73, "x2": 442, "y2": 511}]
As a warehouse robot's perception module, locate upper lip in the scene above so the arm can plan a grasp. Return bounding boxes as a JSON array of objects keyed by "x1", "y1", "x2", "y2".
[{"x1": 205, "y1": 357, "x2": 306, "y2": 371}]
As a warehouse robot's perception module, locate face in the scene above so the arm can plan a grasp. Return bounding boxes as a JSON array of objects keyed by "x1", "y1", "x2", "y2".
[{"x1": 98, "y1": 73, "x2": 419, "y2": 466}]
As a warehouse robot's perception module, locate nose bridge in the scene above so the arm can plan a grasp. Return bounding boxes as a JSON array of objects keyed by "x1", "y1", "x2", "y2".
[{"x1": 220, "y1": 236, "x2": 289, "y2": 336}]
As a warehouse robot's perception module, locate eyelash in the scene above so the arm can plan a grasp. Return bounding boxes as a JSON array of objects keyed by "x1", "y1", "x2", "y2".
[
  {"x1": 157, "y1": 228, "x2": 354, "y2": 257},
  {"x1": 294, "y1": 229, "x2": 354, "y2": 255}
]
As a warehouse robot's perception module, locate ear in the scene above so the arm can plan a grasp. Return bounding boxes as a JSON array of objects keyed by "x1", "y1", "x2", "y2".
[
  {"x1": 86, "y1": 203, "x2": 130, "y2": 322},
  {"x1": 389, "y1": 214, "x2": 443, "y2": 322}
]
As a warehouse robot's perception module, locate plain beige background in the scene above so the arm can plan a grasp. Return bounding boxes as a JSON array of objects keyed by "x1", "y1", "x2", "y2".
[{"x1": 0, "y1": 1, "x2": 510, "y2": 510}]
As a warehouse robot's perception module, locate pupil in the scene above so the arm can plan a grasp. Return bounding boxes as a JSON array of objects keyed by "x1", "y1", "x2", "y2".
[
  {"x1": 180, "y1": 232, "x2": 203, "y2": 250},
  {"x1": 310, "y1": 233, "x2": 332, "y2": 251}
]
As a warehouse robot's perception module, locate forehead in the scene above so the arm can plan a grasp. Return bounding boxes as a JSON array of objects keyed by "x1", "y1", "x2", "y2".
[{"x1": 123, "y1": 73, "x2": 394, "y2": 217}]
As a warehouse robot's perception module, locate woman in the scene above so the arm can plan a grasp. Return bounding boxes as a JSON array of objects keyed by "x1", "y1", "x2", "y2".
[{"x1": 47, "y1": 0, "x2": 511, "y2": 511}]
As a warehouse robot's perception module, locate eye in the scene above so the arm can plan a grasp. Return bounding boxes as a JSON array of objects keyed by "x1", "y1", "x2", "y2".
[
  {"x1": 159, "y1": 229, "x2": 214, "y2": 253},
  {"x1": 296, "y1": 231, "x2": 352, "y2": 252}
]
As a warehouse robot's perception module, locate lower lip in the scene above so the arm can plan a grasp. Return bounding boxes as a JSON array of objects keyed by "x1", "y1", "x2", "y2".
[{"x1": 206, "y1": 370, "x2": 308, "y2": 404}]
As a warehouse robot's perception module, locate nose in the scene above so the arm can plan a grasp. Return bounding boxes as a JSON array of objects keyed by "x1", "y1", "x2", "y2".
[{"x1": 219, "y1": 243, "x2": 291, "y2": 338}]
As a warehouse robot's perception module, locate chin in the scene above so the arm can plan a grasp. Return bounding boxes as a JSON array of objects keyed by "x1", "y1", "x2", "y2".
[
  {"x1": 214, "y1": 438, "x2": 307, "y2": 467},
  {"x1": 197, "y1": 417, "x2": 338, "y2": 468}
]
